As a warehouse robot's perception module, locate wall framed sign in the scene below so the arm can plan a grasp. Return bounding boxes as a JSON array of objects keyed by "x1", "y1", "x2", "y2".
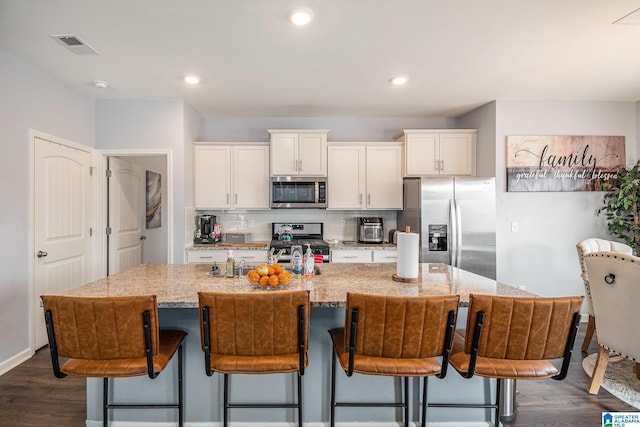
[
  {"x1": 145, "y1": 170, "x2": 161, "y2": 228},
  {"x1": 506, "y1": 135, "x2": 625, "y2": 192}
]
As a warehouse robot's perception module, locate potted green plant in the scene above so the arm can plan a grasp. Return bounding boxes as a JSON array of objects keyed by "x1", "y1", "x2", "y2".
[{"x1": 598, "y1": 159, "x2": 640, "y2": 254}]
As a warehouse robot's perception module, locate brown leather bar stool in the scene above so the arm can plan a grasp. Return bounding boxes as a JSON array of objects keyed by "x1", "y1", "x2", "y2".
[
  {"x1": 328, "y1": 292, "x2": 459, "y2": 427},
  {"x1": 429, "y1": 294, "x2": 582, "y2": 425},
  {"x1": 41, "y1": 294, "x2": 187, "y2": 427},
  {"x1": 198, "y1": 290, "x2": 310, "y2": 427}
]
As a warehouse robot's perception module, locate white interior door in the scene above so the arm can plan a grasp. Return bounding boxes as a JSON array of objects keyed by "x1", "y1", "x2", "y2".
[
  {"x1": 108, "y1": 157, "x2": 145, "y2": 275},
  {"x1": 33, "y1": 137, "x2": 92, "y2": 349}
]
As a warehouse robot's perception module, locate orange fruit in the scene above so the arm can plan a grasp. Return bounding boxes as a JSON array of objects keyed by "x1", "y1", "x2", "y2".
[
  {"x1": 248, "y1": 271, "x2": 260, "y2": 283},
  {"x1": 268, "y1": 266, "x2": 276, "y2": 276},
  {"x1": 268, "y1": 275, "x2": 279, "y2": 286},
  {"x1": 259, "y1": 275, "x2": 270, "y2": 286},
  {"x1": 278, "y1": 272, "x2": 291, "y2": 285},
  {"x1": 256, "y1": 264, "x2": 269, "y2": 276}
]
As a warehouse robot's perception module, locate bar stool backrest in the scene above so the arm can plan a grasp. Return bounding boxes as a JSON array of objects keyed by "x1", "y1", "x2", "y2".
[
  {"x1": 198, "y1": 290, "x2": 310, "y2": 357},
  {"x1": 344, "y1": 293, "x2": 459, "y2": 359},
  {"x1": 41, "y1": 295, "x2": 159, "y2": 360},
  {"x1": 464, "y1": 294, "x2": 583, "y2": 360}
]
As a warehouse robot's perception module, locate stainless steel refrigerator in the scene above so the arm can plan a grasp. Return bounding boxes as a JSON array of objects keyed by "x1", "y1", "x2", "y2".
[{"x1": 397, "y1": 177, "x2": 496, "y2": 279}]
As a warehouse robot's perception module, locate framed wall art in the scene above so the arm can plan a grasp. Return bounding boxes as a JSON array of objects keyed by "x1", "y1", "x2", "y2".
[
  {"x1": 145, "y1": 170, "x2": 161, "y2": 228},
  {"x1": 506, "y1": 135, "x2": 625, "y2": 192}
]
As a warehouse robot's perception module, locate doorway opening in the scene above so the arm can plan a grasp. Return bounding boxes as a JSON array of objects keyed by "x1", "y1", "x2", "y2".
[{"x1": 98, "y1": 149, "x2": 173, "y2": 277}]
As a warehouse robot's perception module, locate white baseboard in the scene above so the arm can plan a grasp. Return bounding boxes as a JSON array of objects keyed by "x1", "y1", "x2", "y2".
[{"x1": 0, "y1": 347, "x2": 32, "y2": 376}]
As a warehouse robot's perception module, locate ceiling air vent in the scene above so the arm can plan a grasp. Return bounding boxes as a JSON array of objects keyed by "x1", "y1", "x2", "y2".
[{"x1": 51, "y1": 34, "x2": 99, "y2": 55}]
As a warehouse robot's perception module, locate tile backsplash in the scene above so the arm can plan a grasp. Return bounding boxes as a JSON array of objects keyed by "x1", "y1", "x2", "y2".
[{"x1": 185, "y1": 208, "x2": 398, "y2": 245}]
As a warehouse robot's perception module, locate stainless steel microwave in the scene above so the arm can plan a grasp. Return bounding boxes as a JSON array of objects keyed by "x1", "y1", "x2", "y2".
[{"x1": 271, "y1": 176, "x2": 327, "y2": 209}]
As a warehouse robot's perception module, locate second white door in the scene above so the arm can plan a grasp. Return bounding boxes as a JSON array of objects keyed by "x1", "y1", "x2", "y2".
[{"x1": 108, "y1": 157, "x2": 145, "y2": 275}]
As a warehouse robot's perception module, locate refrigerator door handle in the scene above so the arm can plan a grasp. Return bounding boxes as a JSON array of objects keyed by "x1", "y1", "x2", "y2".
[
  {"x1": 454, "y1": 198, "x2": 463, "y2": 268},
  {"x1": 450, "y1": 199, "x2": 457, "y2": 267}
]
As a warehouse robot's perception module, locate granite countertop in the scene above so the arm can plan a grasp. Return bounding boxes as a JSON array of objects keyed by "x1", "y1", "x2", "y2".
[{"x1": 66, "y1": 263, "x2": 534, "y2": 309}]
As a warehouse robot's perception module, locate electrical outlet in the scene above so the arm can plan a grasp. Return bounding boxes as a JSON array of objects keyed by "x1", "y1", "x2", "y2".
[
  {"x1": 511, "y1": 221, "x2": 519, "y2": 232},
  {"x1": 340, "y1": 219, "x2": 346, "y2": 228}
]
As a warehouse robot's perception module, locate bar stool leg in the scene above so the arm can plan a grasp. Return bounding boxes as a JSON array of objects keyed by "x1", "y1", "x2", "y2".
[
  {"x1": 422, "y1": 377, "x2": 427, "y2": 427},
  {"x1": 330, "y1": 351, "x2": 337, "y2": 427},
  {"x1": 297, "y1": 372, "x2": 303, "y2": 427},
  {"x1": 223, "y1": 373, "x2": 230, "y2": 427},
  {"x1": 403, "y1": 377, "x2": 409, "y2": 425},
  {"x1": 103, "y1": 378, "x2": 108, "y2": 427},
  {"x1": 178, "y1": 344, "x2": 184, "y2": 427}
]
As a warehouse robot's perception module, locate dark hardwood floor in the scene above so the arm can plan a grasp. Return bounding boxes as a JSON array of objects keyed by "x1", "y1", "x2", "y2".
[{"x1": 0, "y1": 324, "x2": 635, "y2": 426}]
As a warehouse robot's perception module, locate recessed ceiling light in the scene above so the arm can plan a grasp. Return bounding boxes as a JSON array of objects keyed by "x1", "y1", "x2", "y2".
[
  {"x1": 390, "y1": 75, "x2": 409, "y2": 85},
  {"x1": 93, "y1": 80, "x2": 108, "y2": 89},
  {"x1": 289, "y1": 7, "x2": 314, "y2": 26},
  {"x1": 184, "y1": 74, "x2": 200, "y2": 85}
]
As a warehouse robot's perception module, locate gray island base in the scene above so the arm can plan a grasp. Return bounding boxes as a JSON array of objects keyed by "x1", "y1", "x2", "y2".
[{"x1": 67, "y1": 263, "x2": 534, "y2": 426}]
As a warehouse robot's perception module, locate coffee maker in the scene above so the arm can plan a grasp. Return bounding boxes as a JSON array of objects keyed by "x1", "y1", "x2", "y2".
[{"x1": 194, "y1": 215, "x2": 220, "y2": 244}]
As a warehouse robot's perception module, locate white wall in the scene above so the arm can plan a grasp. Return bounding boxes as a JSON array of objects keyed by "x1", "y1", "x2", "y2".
[
  {"x1": 0, "y1": 48, "x2": 95, "y2": 370},
  {"x1": 493, "y1": 100, "x2": 637, "y2": 303},
  {"x1": 127, "y1": 156, "x2": 168, "y2": 264},
  {"x1": 95, "y1": 100, "x2": 190, "y2": 263}
]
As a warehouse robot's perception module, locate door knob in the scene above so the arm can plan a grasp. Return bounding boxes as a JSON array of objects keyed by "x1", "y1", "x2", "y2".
[
  {"x1": 37, "y1": 251, "x2": 48, "y2": 258},
  {"x1": 140, "y1": 235, "x2": 147, "y2": 240}
]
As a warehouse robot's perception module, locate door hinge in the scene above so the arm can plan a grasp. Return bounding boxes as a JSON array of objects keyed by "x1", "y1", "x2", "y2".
[
  {"x1": 106, "y1": 169, "x2": 112, "y2": 178},
  {"x1": 89, "y1": 227, "x2": 93, "y2": 237},
  {"x1": 89, "y1": 166, "x2": 94, "y2": 176},
  {"x1": 106, "y1": 227, "x2": 112, "y2": 235}
]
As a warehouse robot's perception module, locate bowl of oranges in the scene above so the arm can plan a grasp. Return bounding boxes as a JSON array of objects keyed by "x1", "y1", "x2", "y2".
[{"x1": 247, "y1": 263, "x2": 294, "y2": 289}]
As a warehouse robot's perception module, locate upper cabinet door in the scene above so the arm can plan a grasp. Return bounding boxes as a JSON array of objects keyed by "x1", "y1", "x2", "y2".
[
  {"x1": 328, "y1": 145, "x2": 365, "y2": 209},
  {"x1": 298, "y1": 133, "x2": 327, "y2": 176},
  {"x1": 234, "y1": 145, "x2": 270, "y2": 209},
  {"x1": 438, "y1": 133, "x2": 475, "y2": 175},
  {"x1": 194, "y1": 145, "x2": 232, "y2": 209},
  {"x1": 366, "y1": 145, "x2": 403, "y2": 209},
  {"x1": 270, "y1": 133, "x2": 299, "y2": 175},
  {"x1": 405, "y1": 133, "x2": 439, "y2": 175}
]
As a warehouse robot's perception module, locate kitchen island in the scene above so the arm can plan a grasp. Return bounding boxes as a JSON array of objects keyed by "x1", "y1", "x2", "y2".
[{"x1": 66, "y1": 263, "x2": 534, "y2": 426}]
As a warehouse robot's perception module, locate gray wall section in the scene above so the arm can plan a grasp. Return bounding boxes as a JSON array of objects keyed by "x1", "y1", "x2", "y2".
[
  {"x1": 494, "y1": 100, "x2": 637, "y2": 304},
  {"x1": 96, "y1": 100, "x2": 187, "y2": 264},
  {"x1": 0, "y1": 47, "x2": 94, "y2": 367}
]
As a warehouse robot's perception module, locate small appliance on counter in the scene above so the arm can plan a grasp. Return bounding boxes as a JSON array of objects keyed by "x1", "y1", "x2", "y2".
[
  {"x1": 357, "y1": 217, "x2": 384, "y2": 243},
  {"x1": 194, "y1": 215, "x2": 221, "y2": 244}
]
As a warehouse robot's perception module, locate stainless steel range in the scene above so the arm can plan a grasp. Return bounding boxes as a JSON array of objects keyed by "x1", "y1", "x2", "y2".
[{"x1": 270, "y1": 222, "x2": 330, "y2": 263}]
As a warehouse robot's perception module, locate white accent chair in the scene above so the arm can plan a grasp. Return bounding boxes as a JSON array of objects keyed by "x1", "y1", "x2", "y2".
[
  {"x1": 583, "y1": 251, "x2": 640, "y2": 394},
  {"x1": 576, "y1": 238, "x2": 633, "y2": 352}
]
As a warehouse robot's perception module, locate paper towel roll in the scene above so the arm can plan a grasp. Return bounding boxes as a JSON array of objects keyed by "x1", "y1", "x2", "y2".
[{"x1": 396, "y1": 231, "x2": 419, "y2": 279}]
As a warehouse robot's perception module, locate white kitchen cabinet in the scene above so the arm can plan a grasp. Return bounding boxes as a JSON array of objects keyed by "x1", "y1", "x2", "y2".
[
  {"x1": 193, "y1": 144, "x2": 269, "y2": 210},
  {"x1": 327, "y1": 144, "x2": 402, "y2": 209},
  {"x1": 331, "y1": 249, "x2": 372, "y2": 263},
  {"x1": 394, "y1": 129, "x2": 476, "y2": 176},
  {"x1": 372, "y1": 249, "x2": 397, "y2": 263},
  {"x1": 331, "y1": 248, "x2": 397, "y2": 263},
  {"x1": 269, "y1": 129, "x2": 328, "y2": 176},
  {"x1": 186, "y1": 249, "x2": 268, "y2": 264}
]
